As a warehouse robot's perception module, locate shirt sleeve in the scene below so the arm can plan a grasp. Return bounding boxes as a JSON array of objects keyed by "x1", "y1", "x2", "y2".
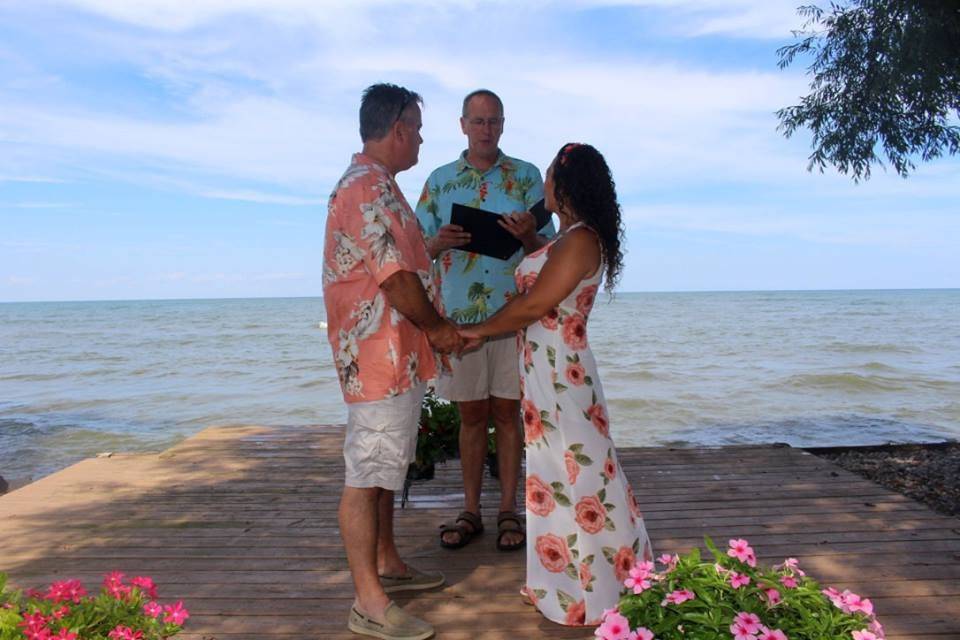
[
  {"x1": 414, "y1": 173, "x2": 441, "y2": 238},
  {"x1": 343, "y1": 181, "x2": 419, "y2": 286}
]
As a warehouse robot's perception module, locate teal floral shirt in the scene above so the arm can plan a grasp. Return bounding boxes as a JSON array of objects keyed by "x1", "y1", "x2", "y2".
[{"x1": 415, "y1": 150, "x2": 555, "y2": 323}]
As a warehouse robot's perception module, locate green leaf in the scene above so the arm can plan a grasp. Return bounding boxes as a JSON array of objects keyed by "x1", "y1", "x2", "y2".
[
  {"x1": 565, "y1": 564, "x2": 579, "y2": 580},
  {"x1": 567, "y1": 533, "x2": 578, "y2": 548},
  {"x1": 554, "y1": 491, "x2": 572, "y2": 507},
  {"x1": 598, "y1": 488, "x2": 607, "y2": 503},
  {"x1": 556, "y1": 589, "x2": 576, "y2": 611},
  {"x1": 569, "y1": 443, "x2": 583, "y2": 453},
  {"x1": 553, "y1": 382, "x2": 568, "y2": 393},
  {"x1": 584, "y1": 376, "x2": 593, "y2": 386},
  {"x1": 574, "y1": 453, "x2": 593, "y2": 466},
  {"x1": 601, "y1": 546, "x2": 617, "y2": 563},
  {"x1": 604, "y1": 517, "x2": 616, "y2": 531}
]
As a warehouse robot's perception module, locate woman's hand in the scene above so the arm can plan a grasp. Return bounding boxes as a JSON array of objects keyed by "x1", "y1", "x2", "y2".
[{"x1": 457, "y1": 324, "x2": 486, "y2": 353}]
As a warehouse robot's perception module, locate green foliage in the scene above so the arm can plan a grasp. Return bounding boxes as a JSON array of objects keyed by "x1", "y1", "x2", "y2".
[
  {"x1": 777, "y1": 1, "x2": 960, "y2": 180},
  {"x1": 0, "y1": 572, "x2": 187, "y2": 640},
  {"x1": 604, "y1": 537, "x2": 881, "y2": 639},
  {"x1": 414, "y1": 390, "x2": 461, "y2": 470}
]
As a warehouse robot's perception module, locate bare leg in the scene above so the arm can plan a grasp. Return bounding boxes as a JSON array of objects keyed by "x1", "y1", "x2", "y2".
[
  {"x1": 376, "y1": 489, "x2": 406, "y2": 576},
  {"x1": 491, "y1": 395, "x2": 523, "y2": 547},
  {"x1": 440, "y1": 398, "x2": 488, "y2": 545},
  {"x1": 339, "y1": 485, "x2": 390, "y2": 619}
]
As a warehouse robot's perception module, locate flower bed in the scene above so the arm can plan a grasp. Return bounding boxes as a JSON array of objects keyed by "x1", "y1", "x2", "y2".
[
  {"x1": 0, "y1": 572, "x2": 188, "y2": 640},
  {"x1": 595, "y1": 537, "x2": 884, "y2": 640}
]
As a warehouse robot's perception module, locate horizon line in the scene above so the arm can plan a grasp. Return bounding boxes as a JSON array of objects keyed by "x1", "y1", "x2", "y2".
[{"x1": 2, "y1": 287, "x2": 959, "y2": 305}]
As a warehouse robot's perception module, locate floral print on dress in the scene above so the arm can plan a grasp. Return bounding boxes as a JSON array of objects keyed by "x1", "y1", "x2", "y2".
[
  {"x1": 322, "y1": 153, "x2": 440, "y2": 403},
  {"x1": 518, "y1": 222, "x2": 652, "y2": 626}
]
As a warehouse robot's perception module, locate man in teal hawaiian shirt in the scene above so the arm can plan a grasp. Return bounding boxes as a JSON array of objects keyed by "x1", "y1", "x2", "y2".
[{"x1": 415, "y1": 89, "x2": 556, "y2": 552}]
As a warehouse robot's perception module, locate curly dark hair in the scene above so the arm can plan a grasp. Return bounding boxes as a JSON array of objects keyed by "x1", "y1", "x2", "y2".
[{"x1": 551, "y1": 143, "x2": 625, "y2": 292}]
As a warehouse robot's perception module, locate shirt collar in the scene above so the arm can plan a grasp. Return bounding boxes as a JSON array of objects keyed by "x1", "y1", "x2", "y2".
[
  {"x1": 352, "y1": 152, "x2": 392, "y2": 178},
  {"x1": 456, "y1": 149, "x2": 510, "y2": 175}
]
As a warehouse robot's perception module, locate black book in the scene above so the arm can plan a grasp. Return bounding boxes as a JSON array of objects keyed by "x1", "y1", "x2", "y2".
[{"x1": 449, "y1": 200, "x2": 553, "y2": 261}]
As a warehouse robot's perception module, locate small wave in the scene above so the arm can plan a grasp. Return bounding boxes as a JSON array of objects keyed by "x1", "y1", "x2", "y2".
[
  {"x1": 780, "y1": 373, "x2": 905, "y2": 393},
  {"x1": 317, "y1": 321, "x2": 328, "y2": 329},
  {"x1": 822, "y1": 342, "x2": 916, "y2": 354}
]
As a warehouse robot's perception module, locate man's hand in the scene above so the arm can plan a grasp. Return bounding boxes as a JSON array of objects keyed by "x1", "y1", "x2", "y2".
[
  {"x1": 426, "y1": 224, "x2": 471, "y2": 258},
  {"x1": 499, "y1": 211, "x2": 545, "y2": 253},
  {"x1": 426, "y1": 319, "x2": 464, "y2": 355},
  {"x1": 457, "y1": 324, "x2": 485, "y2": 353}
]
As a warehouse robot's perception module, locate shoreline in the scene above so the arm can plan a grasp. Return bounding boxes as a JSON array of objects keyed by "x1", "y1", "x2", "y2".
[{"x1": 808, "y1": 441, "x2": 960, "y2": 518}]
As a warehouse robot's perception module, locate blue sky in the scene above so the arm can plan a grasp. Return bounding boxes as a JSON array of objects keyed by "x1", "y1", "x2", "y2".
[{"x1": 1, "y1": 0, "x2": 958, "y2": 302}]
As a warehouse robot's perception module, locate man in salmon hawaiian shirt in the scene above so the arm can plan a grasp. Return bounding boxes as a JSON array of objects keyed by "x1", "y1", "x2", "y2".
[
  {"x1": 324, "y1": 83, "x2": 461, "y2": 640},
  {"x1": 415, "y1": 89, "x2": 556, "y2": 554}
]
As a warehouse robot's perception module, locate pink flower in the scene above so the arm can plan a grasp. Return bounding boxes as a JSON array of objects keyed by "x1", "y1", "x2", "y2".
[
  {"x1": 575, "y1": 495, "x2": 608, "y2": 534},
  {"x1": 735, "y1": 612, "x2": 762, "y2": 634},
  {"x1": 52, "y1": 630, "x2": 77, "y2": 640},
  {"x1": 852, "y1": 632, "x2": 879, "y2": 640},
  {"x1": 729, "y1": 621, "x2": 758, "y2": 640},
  {"x1": 564, "y1": 599, "x2": 586, "y2": 625},
  {"x1": 45, "y1": 579, "x2": 87, "y2": 604},
  {"x1": 840, "y1": 591, "x2": 874, "y2": 616},
  {"x1": 562, "y1": 312, "x2": 588, "y2": 350},
  {"x1": 566, "y1": 361, "x2": 587, "y2": 385},
  {"x1": 729, "y1": 571, "x2": 751, "y2": 589},
  {"x1": 585, "y1": 403, "x2": 609, "y2": 437},
  {"x1": 535, "y1": 534, "x2": 571, "y2": 573},
  {"x1": 19, "y1": 611, "x2": 49, "y2": 635},
  {"x1": 576, "y1": 285, "x2": 597, "y2": 316},
  {"x1": 162, "y1": 600, "x2": 190, "y2": 626},
  {"x1": 108, "y1": 626, "x2": 143, "y2": 640},
  {"x1": 633, "y1": 629, "x2": 655, "y2": 640},
  {"x1": 661, "y1": 589, "x2": 695, "y2": 606},
  {"x1": 594, "y1": 610, "x2": 632, "y2": 640},
  {"x1": 781, "y1": 557, "x2": 805, "y2": 576},
  {"x1": 521, "y1": 398, "x2": 545, "y2": 444},
  {"x1": 728, "y1": 539, "x2": 757, "y2": 567},
  {"x1": 525, "y1": 474, "x2": 556, "y2": 517},
  {"x1": 611, "y1": 546, "x2": 637, "y2": 583},
  {"x1": 143, "y1": 601, "x2": 163, "y2": 618},
  {"x1": 51, "y1": 606, "x2": 69, "y2": 620},
  {"x1": 603, "y1": 457, "x2": 616, "y2": 480},
  {"x1": 757, "y1": 627, "x2": 789, "y2": 640},
  {"x1": 868, "y1": 619, "x2": 885, "y2": 638},
  {"x1": 657, "y1": 553, "x2": 678, "y2": 571},
  {"x1": 624, "y1": 560, "x2": 655, "y2": 594},
  {"x1": 764, "y1": 588, "x2": 782, "y2": 605},
  {"x1": 780, "y1": 575, "x2": 798, "y2": 589},
  {"x1": 565, "y1": 451, "x2": 581, "y2": 484},
  {"x1": 540, "y1": 307, "x2": 559, "y2": 330},
  {"x1": 102, "y1": 571, "x2": 131, "y2": 600},
  {"x1": 131, "y1": 576, "x2": 158, "y2": 599},
  {"x1": 579, "y1": 562, "x2": 593, "y2": 589}
]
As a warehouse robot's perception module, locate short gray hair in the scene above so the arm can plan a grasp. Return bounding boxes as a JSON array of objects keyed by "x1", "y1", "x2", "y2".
[
  {"x1": 359, "y1": 83, "x2": 423, "y2": 142},
  {"x1": 462, "y1": 89, "x2": 503, "y2": 117}
]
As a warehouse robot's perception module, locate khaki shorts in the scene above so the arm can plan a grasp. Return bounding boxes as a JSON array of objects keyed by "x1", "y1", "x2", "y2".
[
  {"x1": 344, "y1": 382, "x2": 426, "y2": 491},
  {"x1": 437, "y1": 334, "x2": 520, "y2": 402}
]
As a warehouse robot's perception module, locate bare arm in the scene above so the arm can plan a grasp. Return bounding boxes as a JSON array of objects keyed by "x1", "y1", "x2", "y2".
[
  {"x1": 381, "y1": 270, "x2": 462, "y2": 353},
  {"x1": 464, "y1": 228, "x2": 600, "y2": 338}
]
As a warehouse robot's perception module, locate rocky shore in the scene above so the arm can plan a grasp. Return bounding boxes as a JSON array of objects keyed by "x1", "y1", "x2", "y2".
[{"x1": 810, "y1": 442, "x2": 960, "y2": 518}]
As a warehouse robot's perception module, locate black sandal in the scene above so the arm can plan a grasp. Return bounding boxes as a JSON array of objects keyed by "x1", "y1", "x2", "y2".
[
  {"x1": 439, "y1": 510, "x2": 483, "y2": 549},
  {"x1": 496, "y1": 511, "x2": 526, "y2": 552}
]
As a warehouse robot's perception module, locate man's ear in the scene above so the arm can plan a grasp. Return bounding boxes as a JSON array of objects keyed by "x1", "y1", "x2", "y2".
[{"x1": 459, "y1": 117, "x2": 468, "y2": 135}]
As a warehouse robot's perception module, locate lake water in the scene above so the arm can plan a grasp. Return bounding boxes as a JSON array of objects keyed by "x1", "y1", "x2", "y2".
[{"x1": 2, "y1": 290, "x2": 958, "y2": 485}]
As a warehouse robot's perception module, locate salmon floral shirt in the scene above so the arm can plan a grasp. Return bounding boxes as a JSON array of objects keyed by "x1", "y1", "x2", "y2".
[
  {"x1": 414, "y1": 150, "x2": 554, "y2": 323},
  {"x1": 323, "y1": 153, "x2": 439, "y2": 403}
]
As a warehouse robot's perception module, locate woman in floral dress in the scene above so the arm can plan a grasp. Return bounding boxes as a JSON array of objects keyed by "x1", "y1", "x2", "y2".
[{"x1": 460, "y1": 143, "x2": 652, "y2": 626}]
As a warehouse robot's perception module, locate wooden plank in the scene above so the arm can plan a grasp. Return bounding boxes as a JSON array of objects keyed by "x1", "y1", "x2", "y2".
[{"x1": 1, "y1": 425, "x2": 958, "y2": 640}]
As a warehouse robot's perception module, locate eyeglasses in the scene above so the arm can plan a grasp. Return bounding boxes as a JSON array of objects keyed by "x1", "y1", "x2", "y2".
[
  {"x1": 394, "y1": 91, "x2": 415, "y2": 124},
  {"x1": 466, "y1": 117, "x2": 504, "y2": 129}
]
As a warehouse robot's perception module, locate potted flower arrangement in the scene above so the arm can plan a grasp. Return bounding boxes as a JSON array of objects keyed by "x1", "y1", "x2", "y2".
[
  {"x1": 0, "y1": 571, "x2": 189, "y2": 640},
  {"x1": 595, "y1": 537, "x2": 884, "y2": 640},
  {"x1": 408, "y1": 389, "x2": 461, "y2": 481}
]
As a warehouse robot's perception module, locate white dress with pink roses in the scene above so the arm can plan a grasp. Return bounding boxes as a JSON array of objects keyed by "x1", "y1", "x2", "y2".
[{"x1": 518, "y1": 223, "x2": 652, "y2": 626}]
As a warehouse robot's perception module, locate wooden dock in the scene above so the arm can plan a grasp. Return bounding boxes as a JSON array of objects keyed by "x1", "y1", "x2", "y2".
[{"x1": 1, "y1": 425, "x2": 958, "y2": 639}]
